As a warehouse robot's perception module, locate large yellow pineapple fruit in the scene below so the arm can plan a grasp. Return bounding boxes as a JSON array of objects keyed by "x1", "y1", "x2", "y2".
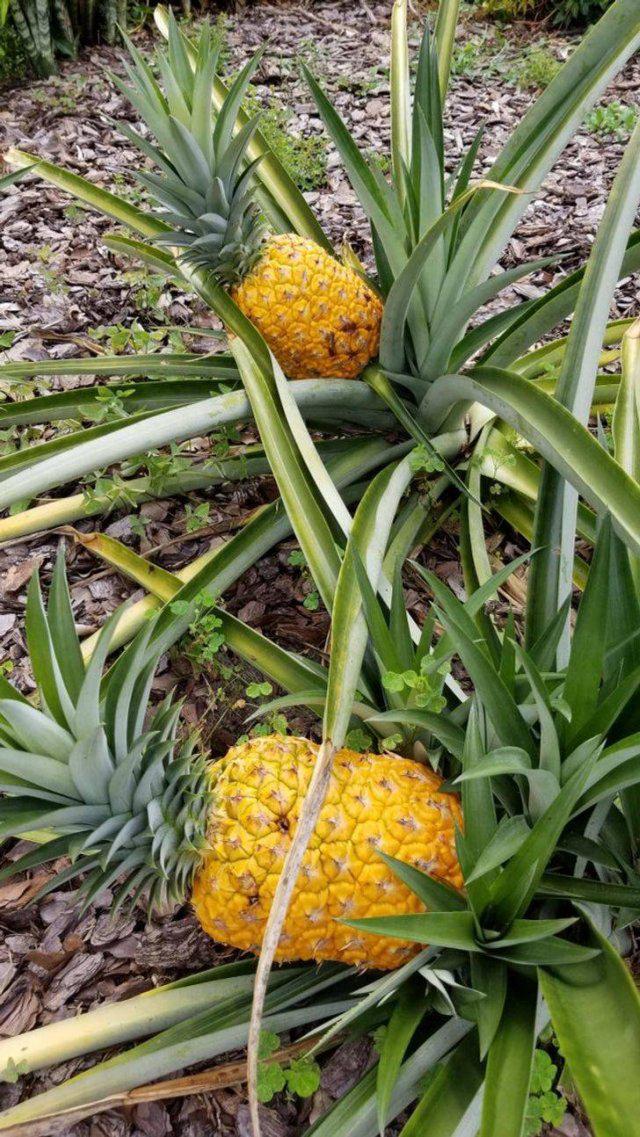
[
  {"x1": 230, "y1": 234, "x2": 382, "y2": 380},
  {"x1": 192, "y1": 736, "x2": 463, "y2": 968},
  {"x1": 117, "y1": 20, "x2": 382, "y2": 381}
]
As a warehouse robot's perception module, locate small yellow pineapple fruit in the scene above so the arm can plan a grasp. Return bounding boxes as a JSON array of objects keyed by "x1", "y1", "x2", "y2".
[
  {"x1": 230, "y1": 234, "x2": 383, "y2": 380},
  {"x1": 119, "y1": 20, "x2": 383, "y2": 382}
]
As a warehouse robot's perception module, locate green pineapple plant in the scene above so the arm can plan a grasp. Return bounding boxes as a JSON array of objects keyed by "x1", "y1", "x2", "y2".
[
  {"x1": 2, "y1": 0, "x2": 640, "y2": 604},
  {"x1": 1, "y1": 3, "x2": 640, "y2": 1133},
  {"x1": 1, "y1": 498, "x2": 640, "y2": 1136}
]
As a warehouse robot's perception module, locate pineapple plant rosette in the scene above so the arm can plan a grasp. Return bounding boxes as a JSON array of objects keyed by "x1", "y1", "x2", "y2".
[
  {"x1": 3, "y1": 0, "x2": 640, "y2": 581},
  {"x1": 4, "y1": 284, "x2": 640, "y2": 1137},
  {"x1": 4, "y1": 325, "x2": 640, "y2": 1137}
]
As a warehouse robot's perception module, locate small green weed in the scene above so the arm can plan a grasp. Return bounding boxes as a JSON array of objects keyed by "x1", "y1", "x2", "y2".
[
  {"x1": 30, "y1": 82, "x2": 77, "y2": 114},
  {"x1": 123, "y1": 270, "x2": 169, "y2": 313},
  {"x1": 481, "y1": 0, "x2": 534, "y2": 17},
  {"x1": 82, "y1": 441, "x2": 195, "y2": 513},
  {"x1": 257, "y1": 1031, "x2": 321, "y2": 1104},
  {"x1": 0, "y1": 1057, "x2": 28, "y2": 1084},
  {"x1": 335, "y1": 69, "x2": 381, "y2": 94},
  {"x1": 236, "y1": 708, "x2": 289, "y2": 745},
  {"x1": 524, "y1": 1049, "x2": 566, "y2": 1135},
  {"x1": 124, "y1": 442, "x2": 193, "y2": 494},
  {"x1": 585, "y1": 101, "x2": 639, "y2": 139},
  {"x1": 344, "y1": 727, "x2": 374, "y2": 752},
  {"x1": 63, "y1": 203, "x2": 87, "y2": 222},
  {"x1": 34, "y1": 248, "x2": 68, "y2": 296},
  {"x1": 508, "y1": 45, "x2": 560, "y2": 89},
  {"x1": 409, "y1": 443, "x2": 445, "y2": 475},
  {"x1": 244, "y1": 93, "x2": 327, "y2": 191},
  {"x1": 87, "y1": 322, "x2": 165, "y2": 354},
  {"x1": 451, "y1": 38, "x2": 484, "y2": 76},
  {"x1": 450, "y1": 28, "x2": 509, "y2": 79},
  {"x1": 288, "y1": 547, "x2": 321, "y2": 610},
  {"x1": 366, "y1": 149, "x2": 391, "y2": 177},
  {"x1": 281, "y1": 36, "x2": 324, "y2": 76},
  {"x1": 109, "y1": 171, "x2": 148, "y2": 211},
  {"x1": 80, "y1": 386, "x2": 134, "y2": 424},
  {"x1": 82, "y1": 472, "x2": 147, "y2": 516},
  {"x1": 170, "y1": 590, "x2": 226, "y2": 668},
  {"x1": 382, "y1": 659, "x2": 449, "y2": 713},
  {"x1": 184, "y1": 501, "x2": 211, "y2": 533},
  {"x1": 245, "y1": 681, "x2": 273, "y2": 699},
  {"x1": 128, "y1": 513, "x2": 149, "y2": 539},
  {"x1": 251, "y1": 712, "x2": 289, "y2": 739}
]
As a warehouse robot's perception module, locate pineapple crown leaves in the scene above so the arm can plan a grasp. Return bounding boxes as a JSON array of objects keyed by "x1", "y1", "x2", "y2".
[
  {"x1": 113, "y1": 12, "x2": 267, "y2": 283},
  {"x1": 0, "y1": 549, "x2": 211, "y2": 917}
]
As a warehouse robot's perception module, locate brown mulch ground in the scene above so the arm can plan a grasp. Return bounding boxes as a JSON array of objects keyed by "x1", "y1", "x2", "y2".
[{"x1": 0, "y1": 1, "x2": 639, "y2": 1133}]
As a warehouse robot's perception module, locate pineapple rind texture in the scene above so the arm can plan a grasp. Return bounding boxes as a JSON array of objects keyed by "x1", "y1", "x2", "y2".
[
  {"x1": 230, "y1": 234, "x2": 383, "y2": 380},
  {"x1": 192, "y1": 735, "x2": 463, "y2": 969}
]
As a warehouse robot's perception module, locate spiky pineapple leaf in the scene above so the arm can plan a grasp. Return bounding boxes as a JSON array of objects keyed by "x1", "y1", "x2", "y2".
[
  {"x1": 539, "y1": 916, "x2": 640, "y2": 1137},
  {"x1": 398, "y1": 1030, "x2": 483, "y2": 1137},
  {"x1": 479, "y1": 974, "x2": 537, "y2": 1137},
  {"x1": 376, "y1": 978, "x2": 427, "y2": 1136},
  {"x1": 0, "y1": 560, "x2": 210, "y2": 916}
]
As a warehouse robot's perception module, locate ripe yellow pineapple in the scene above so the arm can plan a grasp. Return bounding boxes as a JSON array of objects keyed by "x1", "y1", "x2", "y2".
[
  {"x1": 230, "y1": 234, "x2": 382, "y2": 380},
  {"x1": 118, "y1": 19, "x2": 382, "y2": 380},
  {"x1": 193, "y1": 736, "x2": 463, "y2": 968},
  {"x1": 1, "y1": 559, "x2": 462, "y2": 972}
]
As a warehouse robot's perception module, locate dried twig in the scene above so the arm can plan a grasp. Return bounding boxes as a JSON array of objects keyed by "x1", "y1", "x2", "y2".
[{"x1": 246, "y1": 738, "x2": 336, "y2": 1137}]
